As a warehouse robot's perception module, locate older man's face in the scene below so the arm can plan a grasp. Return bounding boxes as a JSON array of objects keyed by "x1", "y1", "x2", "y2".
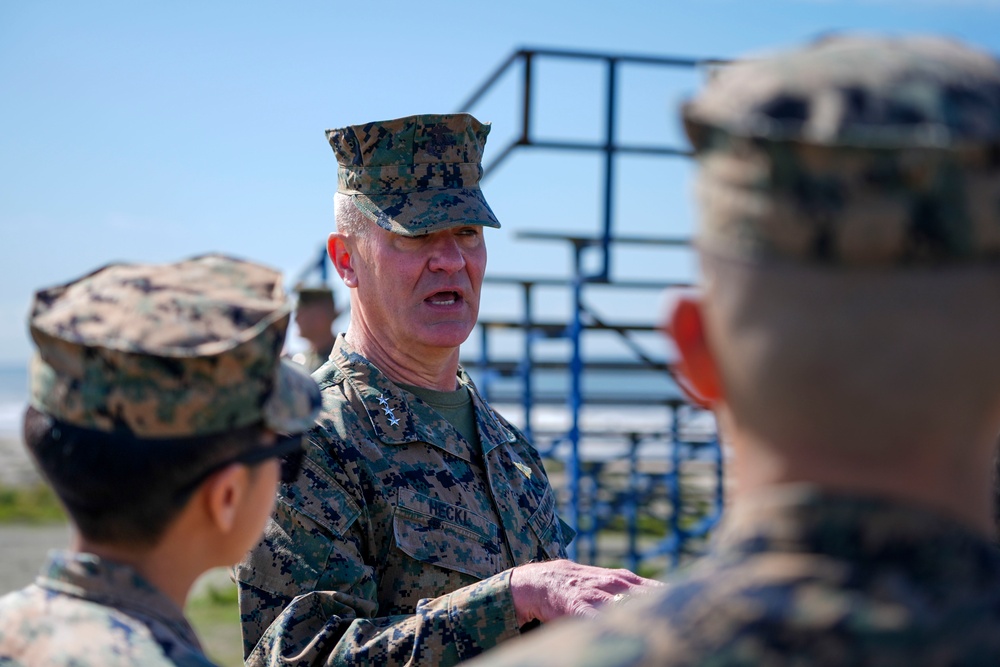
[{"x1": 350, "y1": 223, "x2": 487, "y2": 356}]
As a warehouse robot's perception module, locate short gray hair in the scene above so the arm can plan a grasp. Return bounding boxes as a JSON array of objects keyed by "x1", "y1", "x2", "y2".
[{"x1": 334, "y1": 193, "x2": 371, "y2": 239}]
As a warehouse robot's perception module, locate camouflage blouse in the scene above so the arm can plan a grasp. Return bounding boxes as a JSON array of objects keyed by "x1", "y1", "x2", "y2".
[
  {"x1": 237, "y1": 335, "x2": 573, "y2": 666},
  {"x1": 468, "y1": 486, "x2": 1000, "y2": 667},
  {"x1": 0, "y1": 550, "x2": 214, "y2": 666}
]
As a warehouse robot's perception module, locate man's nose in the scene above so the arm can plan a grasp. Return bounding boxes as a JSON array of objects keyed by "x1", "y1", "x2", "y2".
[{"x1": 428, "y1": 235, "x2": 467, "y2": 273}]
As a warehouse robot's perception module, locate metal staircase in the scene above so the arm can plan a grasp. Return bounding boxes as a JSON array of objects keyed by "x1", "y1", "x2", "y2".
[
  {"x1": 295, "y1": 47, "x2": 728, "y2": 571},
  {"x1": 456, "y1": 47, "x2": 727, "y2": 570}
]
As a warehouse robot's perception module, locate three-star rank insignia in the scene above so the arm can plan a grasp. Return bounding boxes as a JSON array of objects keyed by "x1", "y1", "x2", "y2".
[{"x1": 377, "y1": 393, "x2": 400, "y2": 427}]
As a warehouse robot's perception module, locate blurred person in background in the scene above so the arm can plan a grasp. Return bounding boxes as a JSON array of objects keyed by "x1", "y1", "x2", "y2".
[{"x1": 290, "y1": 283, "x2": 340, "y2": 373}]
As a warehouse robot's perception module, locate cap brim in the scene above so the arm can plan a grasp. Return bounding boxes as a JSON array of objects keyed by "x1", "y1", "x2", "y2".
[
  {"x1": 353, "y1": 187, "x2": 501, "y2": 237},
  {"x1": 262, "y1": 358, "x2": 322, "y2": 434}
]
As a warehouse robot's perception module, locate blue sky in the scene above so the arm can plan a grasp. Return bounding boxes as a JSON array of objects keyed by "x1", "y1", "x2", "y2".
[{"x1": 2, "y1": 0, "x2": 999, "y2": 367}]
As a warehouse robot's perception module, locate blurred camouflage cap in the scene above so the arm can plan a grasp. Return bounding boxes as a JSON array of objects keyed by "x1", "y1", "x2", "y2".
[
  {"x1": 28, "y1": 254, "x2": 322, "y2": 438},
  {"x1": 682, "y1": 34, "x2": 1000, "y2": 265},
  {"x1": 293, "y1": 282, "x2": 338, "y2": 309},
  {"x1": 326, "y1": 113, "x2": 501, "y2": 236}
]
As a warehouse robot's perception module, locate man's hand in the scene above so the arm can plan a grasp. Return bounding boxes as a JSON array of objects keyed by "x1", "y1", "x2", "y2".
[{"x1": 509, "y1": 559, "x2": 662, "y2": 626}]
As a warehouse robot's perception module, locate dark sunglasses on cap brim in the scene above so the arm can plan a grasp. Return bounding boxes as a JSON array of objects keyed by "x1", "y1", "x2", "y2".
[{"x1": 176, "y1": 433, "x2": 305, "y2": 499}]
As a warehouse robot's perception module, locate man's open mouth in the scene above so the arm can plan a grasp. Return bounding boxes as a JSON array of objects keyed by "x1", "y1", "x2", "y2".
[{"x1": 427, "y1": 291, "x2": 460, "y2": 306}]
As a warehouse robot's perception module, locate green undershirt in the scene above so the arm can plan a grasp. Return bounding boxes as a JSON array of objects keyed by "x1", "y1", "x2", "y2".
[{"x1": 397, "y1": 381, "x2": 482, "y2": 455}]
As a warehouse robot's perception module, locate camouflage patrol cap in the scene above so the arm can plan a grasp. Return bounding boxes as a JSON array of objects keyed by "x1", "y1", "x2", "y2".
[
  {"x1": 682, "y1": 34, "x2": 1000, "y2": 265},
  {"x1": 28, "y1": 254, "x2": 322, "y2": 439},
  {"x1": 293, "y1": 282, "x2": 337, "y2": 309},
  {"x1": 326, "y1": 113, "x2": 501, "y2": 236}
]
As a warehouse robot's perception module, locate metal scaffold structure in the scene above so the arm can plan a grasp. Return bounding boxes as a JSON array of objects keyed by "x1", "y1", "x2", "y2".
[
  {"x1": 294, "y1": 46, "x2": 730, "y2": 572},
  {"x1": 457, "y1": 47, "x2": 727, "y2": 571}
]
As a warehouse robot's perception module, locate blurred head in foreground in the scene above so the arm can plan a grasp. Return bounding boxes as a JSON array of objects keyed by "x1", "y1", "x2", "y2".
[
  {"x1": 669, "y1": 34, "x2": 1000, "y2": 528},
  {"x1": 25, "y1": 253, "x2": 321, "y2": 552}
]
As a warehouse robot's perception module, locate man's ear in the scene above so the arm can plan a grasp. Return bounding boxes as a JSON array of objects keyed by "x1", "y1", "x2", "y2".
[
  {"x1": 328, "y1": 233, "x2": 358, "y2": 287},
  {"x1": 201, "y1": 465, "x2": 247, "y2": 534},
  {"x1": 667, "y1": 296, "x2": 723, "y2": 408}
]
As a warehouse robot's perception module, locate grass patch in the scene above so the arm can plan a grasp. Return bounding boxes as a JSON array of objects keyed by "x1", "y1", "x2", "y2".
[
  {"x1": 541, "y1": 456, "x2": 565, "y2": 474},
  {"x1": 600, "y1": 513, "x2": 670, "y2": 538},
  {"x1": 186, "y1": 578, "x2": 244, "y2": 667},
  {"x1": 599, "y1": 560, "x2": 668, "y2": 580},
  {"x1": 0, "y1": 483, "x2": 65, "y2": 524}
]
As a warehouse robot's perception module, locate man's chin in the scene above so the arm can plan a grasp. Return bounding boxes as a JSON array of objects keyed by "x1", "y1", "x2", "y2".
[{"x1": 410, "y1": 323, "x2": 477, "y2": 351}]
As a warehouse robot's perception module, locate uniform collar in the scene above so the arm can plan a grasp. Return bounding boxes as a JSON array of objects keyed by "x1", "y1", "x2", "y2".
[
  {"x1": 712, "y1": 485, "x2": 1000, "y2": 575},
  {"x1": 329, "y1": 335, "x2": 516, "y2": 459},
  {"x1": 36, "y1": 550, "x2": 202, "y2": 651}
]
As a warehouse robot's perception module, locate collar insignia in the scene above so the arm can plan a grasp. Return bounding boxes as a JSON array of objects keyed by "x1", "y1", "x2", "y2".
[{"x1": 374, "y1": 393, "x2": 399, "y2": 428}]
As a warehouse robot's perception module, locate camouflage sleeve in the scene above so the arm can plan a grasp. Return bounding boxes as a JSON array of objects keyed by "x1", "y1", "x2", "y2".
[
  {"x1": 0, "y1": 585, "x2": 209, "y2": 667},
  {"x1": 246, "y1": 570, "x2": 520, "y2": 666},
  {"x1": 236, "y1": 459, "x2": 522, "y2": 666},
  {"x1": 463, "y1": 586, "x2": 689, "y2": 667}
]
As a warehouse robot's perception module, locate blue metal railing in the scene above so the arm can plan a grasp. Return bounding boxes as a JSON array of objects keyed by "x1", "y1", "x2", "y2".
[{"x1": 459, "y1": 47, "x2": 727, "y2": 569}]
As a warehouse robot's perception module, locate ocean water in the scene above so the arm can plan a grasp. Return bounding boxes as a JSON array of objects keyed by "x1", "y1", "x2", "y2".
[
  {"x1": 0, "y1": 366, "x2": 35, "y2": 485},
  {"x1": 0, "y1": 361, "x2": 715, "y2": 457}
]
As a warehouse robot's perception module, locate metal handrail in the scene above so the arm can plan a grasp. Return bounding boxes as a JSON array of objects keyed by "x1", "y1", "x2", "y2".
[{"x1": 458, "y1": 46, "x2": 726, "y2": 566}]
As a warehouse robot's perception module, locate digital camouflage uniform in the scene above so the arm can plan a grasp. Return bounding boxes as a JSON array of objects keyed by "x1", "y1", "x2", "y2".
[
  {"x1": 469, "y1": 35, "x2": 1000, "y2": 667},
  {"x1": 0, "y1": 255, "x2": 321, "y2": 667},
  {"x1": 26, "y1": 254, "x2": 320, "y2": 439},
  {"x1": 326, "y1": 113, "x2": 501, "y2": 237},
  {"x1": 683, "y1": 35, "x2": 1000, "y2": 268},
  {"x1": 0, "y1": 551, "x2": 212, "y2": 667},
  {"x1": 237, "y1": 335, "x2": 573, "y2": 666},
  {"x1": 469, "y1": 488, "x2": 1000, "y2": 667},
  {"x1": 237, "y1": 113, "x2": 572, "y2": 666}
]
